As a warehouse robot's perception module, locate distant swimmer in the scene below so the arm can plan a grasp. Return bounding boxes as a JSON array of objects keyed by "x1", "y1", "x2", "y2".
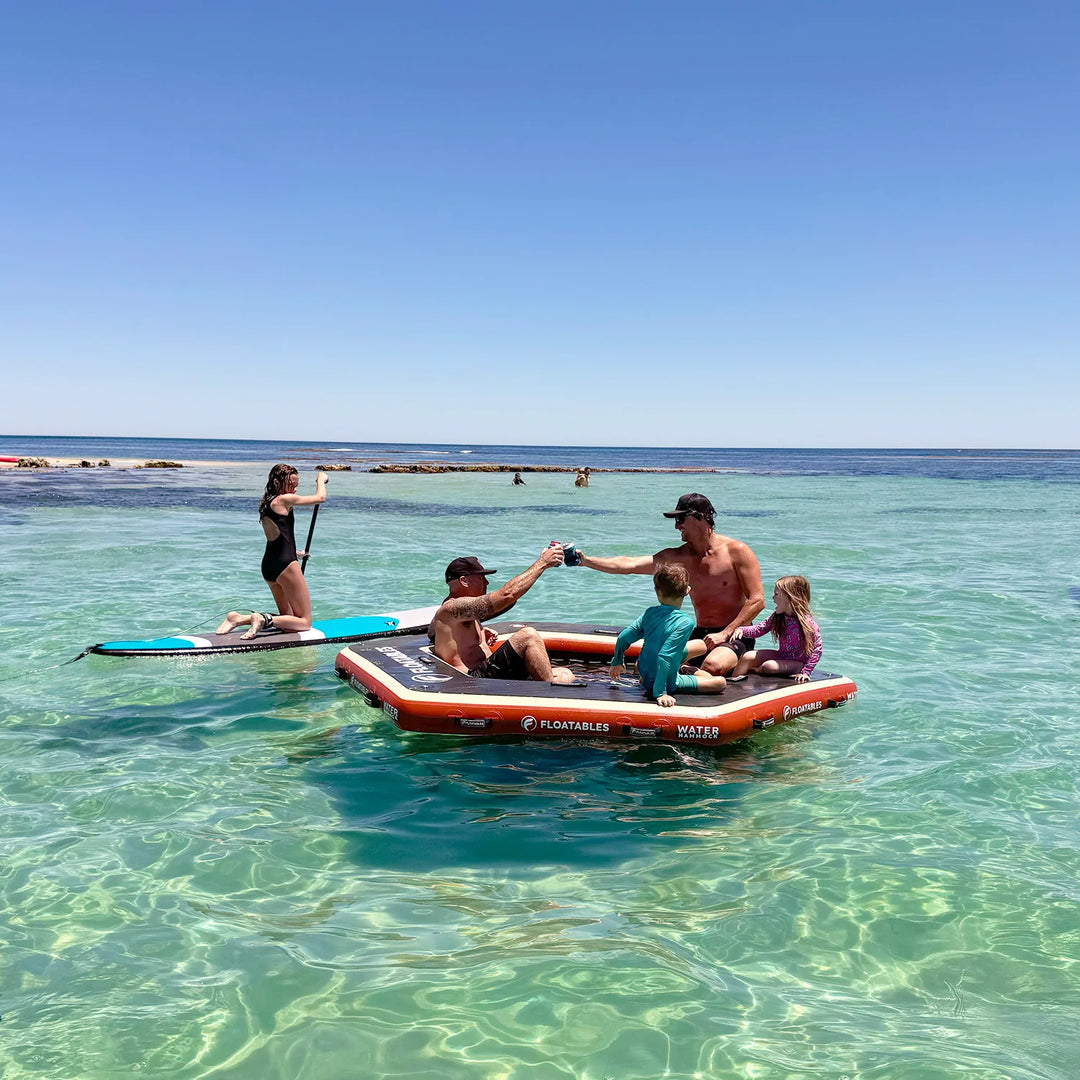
[
  {"x1": 216, "y1": 464, "x2": 328, "y2": 638},
  {"x1": 512, "y1": 471, "x2": 526, "y2": 485}
]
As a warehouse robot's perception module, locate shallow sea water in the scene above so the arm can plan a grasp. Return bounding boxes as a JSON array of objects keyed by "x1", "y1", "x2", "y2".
[{"x1": 2, "y1": 453, "x2": 1079, "y2": 1079}]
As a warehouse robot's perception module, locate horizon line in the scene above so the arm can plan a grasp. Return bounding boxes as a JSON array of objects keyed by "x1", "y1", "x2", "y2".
[{"x1": 2, "y1": 434, "x2": 1079, "y2": 454}]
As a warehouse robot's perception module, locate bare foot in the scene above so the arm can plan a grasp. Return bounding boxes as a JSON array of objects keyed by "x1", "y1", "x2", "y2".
[
  {"x1": 549, "y1": 666, "x2": 578, "y2": 685},
  {"x1": 215, "y1": 611, "x2": 246, "y2": 635},
  {"x1": 241, "y1": 613, "x2": 267, "y2": 640}
]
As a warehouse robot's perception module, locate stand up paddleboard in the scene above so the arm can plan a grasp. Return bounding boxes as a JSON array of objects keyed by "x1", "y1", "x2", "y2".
[{"x1": 91, "y1": 606, "x2": 438, "y2": 658}]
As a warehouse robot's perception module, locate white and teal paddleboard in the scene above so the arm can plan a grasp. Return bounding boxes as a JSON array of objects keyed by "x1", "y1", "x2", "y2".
[{"x1": 91, "y1": 606, "x2": 438, "y2": 658}]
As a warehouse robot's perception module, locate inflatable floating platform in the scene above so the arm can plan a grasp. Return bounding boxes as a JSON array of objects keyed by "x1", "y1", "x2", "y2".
[
  {"x1": 92, "y1": 606, "x2": 438, "y2": 658},
  {"x1": 336, "y1": 621, "x2": 857, "y2": 746}
]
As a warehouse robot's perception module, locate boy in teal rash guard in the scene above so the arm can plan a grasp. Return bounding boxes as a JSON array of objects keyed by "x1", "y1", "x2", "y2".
[{"x1": 609, "y1": 564, "x2": 729, "y2": 707}]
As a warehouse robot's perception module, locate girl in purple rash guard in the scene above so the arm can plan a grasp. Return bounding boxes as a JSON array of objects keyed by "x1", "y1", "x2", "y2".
[{"x1": 728, "y1": 575, "x2": 822, "y2": 683}]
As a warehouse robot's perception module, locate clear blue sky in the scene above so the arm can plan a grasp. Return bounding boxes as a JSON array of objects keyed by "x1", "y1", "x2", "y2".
[{"x1": 2, "y1": 1, "x2": 1077, "y2": 447}]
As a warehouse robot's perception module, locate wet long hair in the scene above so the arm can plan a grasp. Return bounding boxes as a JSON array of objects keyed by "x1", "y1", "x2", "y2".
[
  {"x1": 771, "y1": 575, "x2": 816, "y2": 654},
  {"x1": 259, "y1": 463, "x2": 298, "y2": 518}
]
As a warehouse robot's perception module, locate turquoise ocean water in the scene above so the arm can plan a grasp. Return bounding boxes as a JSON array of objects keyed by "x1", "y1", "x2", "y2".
[{"x1": 2, "y1": 442, "x2": 1079, "y2": 1079}]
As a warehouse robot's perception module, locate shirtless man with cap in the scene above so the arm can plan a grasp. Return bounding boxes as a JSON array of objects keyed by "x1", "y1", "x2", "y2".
[
  {"x1": 430, "y1": 548, "x2": 576, "y2": 683},
  {"x1": 577, "y1": 493, "x2": 764, "y2": 676}
]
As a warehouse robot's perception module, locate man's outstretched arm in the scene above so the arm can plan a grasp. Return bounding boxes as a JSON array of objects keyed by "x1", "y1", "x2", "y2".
[
  {"x1": 577, "y1": 551, "x2": 655, "y2": 575},
  {"x1": 445, "y1": 547, "x2": 563, "y2": 623}
]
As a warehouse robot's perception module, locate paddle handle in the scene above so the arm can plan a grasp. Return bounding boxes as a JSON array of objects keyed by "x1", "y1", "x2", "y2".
[{"x1": 300, "y1": 473, "x2": 328, "y2": 575}]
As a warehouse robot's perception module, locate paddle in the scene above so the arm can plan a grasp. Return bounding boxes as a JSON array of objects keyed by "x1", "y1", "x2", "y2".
[{"x1": 300, "y1": 474, "x2": 328, "y2": 575}]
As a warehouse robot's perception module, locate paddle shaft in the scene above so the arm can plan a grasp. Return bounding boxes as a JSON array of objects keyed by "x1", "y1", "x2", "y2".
[{"x1": 300, "y1": 475, "x2": 328, "y2": 574}]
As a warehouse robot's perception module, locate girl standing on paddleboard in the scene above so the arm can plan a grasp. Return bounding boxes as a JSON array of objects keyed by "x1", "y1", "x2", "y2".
[{"x1": 217, "y1": 464, "x2": 329, "y2": 638}]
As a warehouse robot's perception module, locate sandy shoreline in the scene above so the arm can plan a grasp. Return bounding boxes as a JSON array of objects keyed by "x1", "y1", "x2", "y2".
[
  {"x1": 1, "y1": 456, "x2": 722, "y2": 474},
  {"x1": 0, "y1": 457, "x2": 251, "y2": 471}
]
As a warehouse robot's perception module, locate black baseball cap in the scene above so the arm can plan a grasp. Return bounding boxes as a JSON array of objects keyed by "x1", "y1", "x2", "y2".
[
  {"x1": 662, "y1": 493, "x2": 716, "y2": 518},
  {"x1": 445, "y1": 556, "x2": 498, "y2": 582}
]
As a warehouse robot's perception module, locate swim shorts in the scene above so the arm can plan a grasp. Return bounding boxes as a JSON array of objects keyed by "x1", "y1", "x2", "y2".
[
  {"x1": 646, "y1": 671, "x2": 722, "y2": 697},
  {"x1": 691, "y1": 628, "x2": 751, "y2": 660},
  {"x1": 468, "y1": 640, "x2": 530, "y2": 680}
]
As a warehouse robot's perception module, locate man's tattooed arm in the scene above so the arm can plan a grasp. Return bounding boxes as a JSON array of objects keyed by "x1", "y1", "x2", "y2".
[
  {"x1": 447, "y1": 549, "x2": 560, "y2": 625},
  {"x1": 445, "y1": 594, "x2": 499, "y2": 624}
]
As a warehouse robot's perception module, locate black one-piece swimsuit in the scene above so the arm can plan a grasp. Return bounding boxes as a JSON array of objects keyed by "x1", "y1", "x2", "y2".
[{"x1": 260, "y1": 505, "x2": 297, "y2": 582}]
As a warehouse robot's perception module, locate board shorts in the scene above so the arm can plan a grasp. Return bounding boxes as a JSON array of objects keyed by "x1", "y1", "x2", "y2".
[
  {"x1": 468, "y1": 640, "x2": 530, "y2": 680},
  {"x1": 644, "y1": 672, "x2": 705, "y2": 695},
  {"x1": 692, "y1": 627, "x2": 751, "y2": 660}
]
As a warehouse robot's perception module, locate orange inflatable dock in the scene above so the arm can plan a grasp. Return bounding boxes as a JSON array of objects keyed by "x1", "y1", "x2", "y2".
[{"x1": 336, "y1": 621, "x2": 856, "y2": 746}]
